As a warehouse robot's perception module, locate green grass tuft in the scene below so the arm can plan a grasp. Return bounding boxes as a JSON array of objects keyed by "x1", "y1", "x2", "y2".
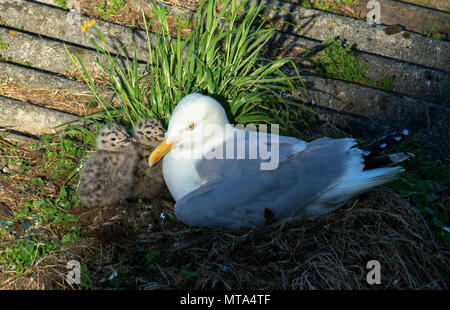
[
  {"x1": 387, "y1": 136, "x2": 450, "y2": 251},
  {"x1": 53, "y1": 0, "x2": 68, "y2": 10},
  {"x1": 300, "y1": 0, "x2": 359, "y2": 14},
  {"x1": 0, "y1": 133, "x2": 87, "y2": 276},
  {"x1": 0, "y1": 37, "x2": 9, "y2": 50},
  {"x1": 422, "y1": 25, "x2": 447, "y2": 41},
  {"x1": 65, "y1": 0, "x2": 305, "y2": 136},
  {"x1": 94, "y1": 0, "x2": 128, "y2": 19}
]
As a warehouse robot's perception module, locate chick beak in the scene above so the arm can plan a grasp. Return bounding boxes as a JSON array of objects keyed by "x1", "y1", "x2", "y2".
[
  {"x1": 149, "y1": 139, "x2": 173, "y2": 167},
  {"x1": 127, "y1": 137, "x2": 137, "y2": 143}
]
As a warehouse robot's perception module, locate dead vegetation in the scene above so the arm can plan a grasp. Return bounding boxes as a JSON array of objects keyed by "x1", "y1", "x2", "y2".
[
  {"x1": 61, "y1": 188, "x2": 449, "y2": 289},
  {"x1": 0, "y1": 0, "x2": 448, "y2": 291},
  {"x1": 0, "y1": 82, "x2": 100, "y2": 116},
  {"x1": 0, "y1": 121, "x2": 448, "y2": 290}
]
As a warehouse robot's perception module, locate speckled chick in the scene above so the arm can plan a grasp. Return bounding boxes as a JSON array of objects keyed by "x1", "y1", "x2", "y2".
[
  {"x1": 131, "y1": 118, "x2": 170, "y2": 199},
  {"x1": 77, "y1": 124, "x2": 137, "y2": 208}
]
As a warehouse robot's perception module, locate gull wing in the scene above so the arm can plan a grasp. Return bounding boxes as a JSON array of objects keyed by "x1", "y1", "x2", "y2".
[
  {"x1": 175, "y1": 138, "x2": 365, "y2": 228},
  {"x1": 196, "y1": 129, "x2": 308, "y2": 183}
]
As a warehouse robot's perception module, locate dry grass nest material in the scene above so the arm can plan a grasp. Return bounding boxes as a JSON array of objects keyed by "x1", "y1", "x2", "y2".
[
  {"x1": 0, "y1": 125, "x2": 447, "y2": 290},
  {"x1": 0, "y1": 82, "x2": 107, "y2": 116},
  {"x1": 65, "y1": 188, "x2": 448, "y2": 290},
  {"x1": 0, "y1": 239, "x2": 97, "y2": 290}
]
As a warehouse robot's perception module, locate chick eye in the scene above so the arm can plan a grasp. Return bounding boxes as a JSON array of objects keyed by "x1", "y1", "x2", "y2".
[
  {"x1": 146, "y1": 131, "x2": 151, "y2": 135},
  {"x1": 111, "y1": 137, "x2": 116, "y2": 141},
  {"x1": 188, "y1": 123, "x2": 195, "y2": 130}
]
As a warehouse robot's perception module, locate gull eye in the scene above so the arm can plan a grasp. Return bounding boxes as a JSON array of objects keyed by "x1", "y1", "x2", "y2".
[
  {"x1": 188, "y1": 123, "x2": 195, "y2": 131},
  {"x1": 146, "y1": 131, "x2": 151, "y2": 135},
  {"x1": 111, "y1": 137, "x2": 116, "y2": 141}
]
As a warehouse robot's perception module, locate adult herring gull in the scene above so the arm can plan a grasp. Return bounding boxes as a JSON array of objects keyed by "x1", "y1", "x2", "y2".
[{"x1": 149, "y1": 93, "x2": 404, "y2": 228}]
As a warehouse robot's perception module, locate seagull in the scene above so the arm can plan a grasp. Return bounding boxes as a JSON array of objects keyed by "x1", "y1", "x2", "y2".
[{"x1": 149, "y1": 93, "x2": 407, "y2": 228}]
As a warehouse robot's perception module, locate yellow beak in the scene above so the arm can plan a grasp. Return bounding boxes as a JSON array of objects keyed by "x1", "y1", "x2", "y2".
[{"x1": 148, "y1": 139, "x2": 173, "y2": 167}]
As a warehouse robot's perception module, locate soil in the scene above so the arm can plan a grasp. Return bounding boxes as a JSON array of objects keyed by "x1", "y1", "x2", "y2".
[
  {"x1": 0, "y1": 0, "x2": 448, "y2": 290},
  {"x1": 77, "y1": 0, "x2": 192, "y2": 39},
  {"x1": 0, "y1": 123, "x2": 448, "y2": 290}
]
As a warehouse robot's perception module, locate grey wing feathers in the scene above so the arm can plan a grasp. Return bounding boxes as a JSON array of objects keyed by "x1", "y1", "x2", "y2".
[
  {"x1": 196, "y1": 131, "x2": 308, "y2": 183},
  {"x1": 175, "y1": 138, "x2": 363, "y2": 228}
]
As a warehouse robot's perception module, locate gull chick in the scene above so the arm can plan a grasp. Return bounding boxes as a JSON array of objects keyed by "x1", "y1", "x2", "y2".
[
  {"x1": 78, "y1": 124, "x2": 137, "y2": 208},
  {"x1": 131, "y1": 117, "x2": 169, "y2": 199}
]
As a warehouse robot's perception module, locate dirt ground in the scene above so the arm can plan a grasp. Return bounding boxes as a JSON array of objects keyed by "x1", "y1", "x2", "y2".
[
  {"x1": 0, "y1": 123, "x2": 448, "y2": 290},
  {"x1": 0, "y1": 0, "x2": 448, "y2": 290}
]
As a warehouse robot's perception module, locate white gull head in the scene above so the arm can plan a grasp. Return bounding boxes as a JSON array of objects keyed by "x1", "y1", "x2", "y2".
[
  {"x1": 150, "y1": 93, "x2": 231, "y2": 200},
  {"x1": 166, "y1": 93, "x2": 230, "y2": 157}
]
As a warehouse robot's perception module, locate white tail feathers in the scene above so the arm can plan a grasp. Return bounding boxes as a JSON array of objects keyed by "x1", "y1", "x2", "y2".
[
  {"x1": 317, "y1": 166, "x2": 403, "y2": 205},
  {"x1": 387, "y1": 152, "x2": 413, "y2": 166}
]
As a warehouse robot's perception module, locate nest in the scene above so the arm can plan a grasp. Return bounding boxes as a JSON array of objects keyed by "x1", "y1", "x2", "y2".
[
  {"x1": 49, "y1": 187, "x2": 448, "y2": 290},
  {"x1": 1, "y1": 121, "x2": 448, "y2": 290}
]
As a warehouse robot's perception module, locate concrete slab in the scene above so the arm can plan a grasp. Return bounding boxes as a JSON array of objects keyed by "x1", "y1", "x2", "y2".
[
  {"x1": 295, "y1": 74, "x2": 450, "y2": 161},
  {"x1": 0, "y1": 95, "x2": 81, "y2": 135},
  {"x1": 355, "y1": 0, "x2": 450, "y2": 39},
  {"x1": 0, "y1": 62, "x2": 116, "y2": 102},
  {"x1": 0, "y1": 26, "x2": 101, "y2": 76},
  {"x1": 261, "y1": 0, "x2": 450, "y2": 71},
  {"x1": 0, "y1": 0, "x2": 152, "y2": 62},
  {"x1": 397, "y1": 0, "x2": 450, "y2": 12},
  {"x1": 268, "y1": 32, "x2": 450, "y2": 105},
  {"x1": 2, "y1": 0, "x2": 448, "y2": 104}
]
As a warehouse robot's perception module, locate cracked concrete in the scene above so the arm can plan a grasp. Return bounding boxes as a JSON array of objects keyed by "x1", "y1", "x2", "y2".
[
  {"x1": 0, "y1": 95, "x2": 81, "y2": 135},
  {"x1": 0, "y1": 0, "x2": 448, "y2": 161}
]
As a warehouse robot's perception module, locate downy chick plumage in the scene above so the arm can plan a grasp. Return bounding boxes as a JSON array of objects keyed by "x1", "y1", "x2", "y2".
[
  {"x1": 78, "y1": 124, "x2": 137, "y2": 207},
  {"x1": 131, "y1": 118, "x2": 169, "y2": 199}
]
